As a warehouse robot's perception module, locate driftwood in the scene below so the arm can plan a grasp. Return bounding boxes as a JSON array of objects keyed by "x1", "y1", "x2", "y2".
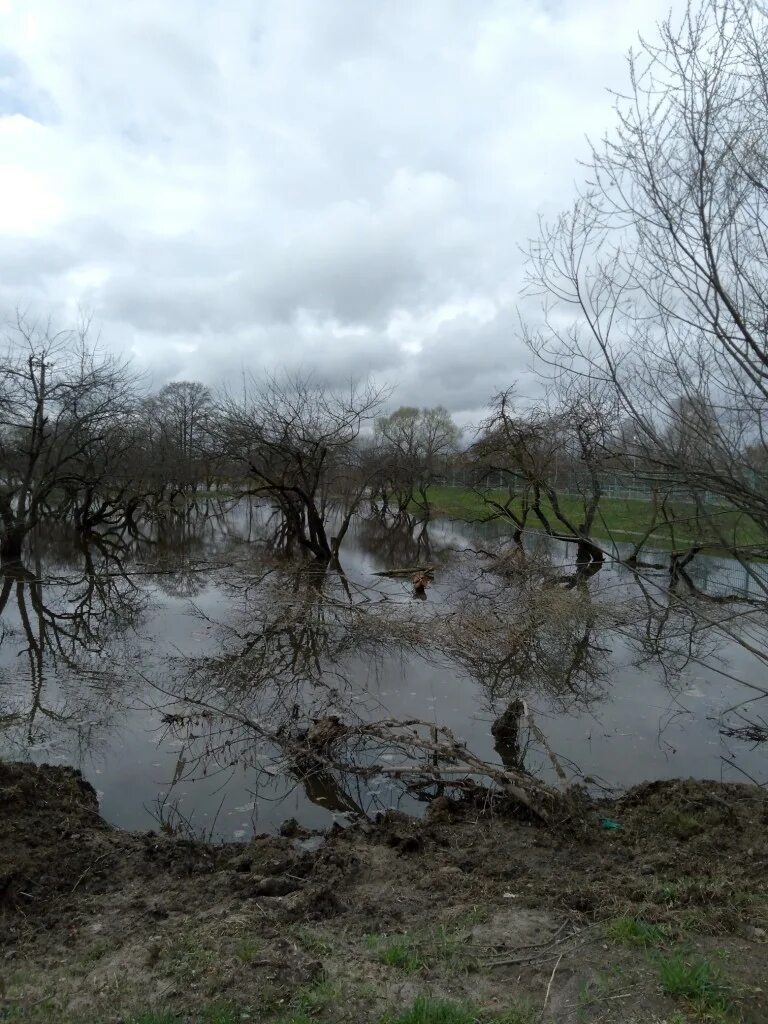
[{"x1": 411, "y1": 572, "x2": 430, "y2": 597}]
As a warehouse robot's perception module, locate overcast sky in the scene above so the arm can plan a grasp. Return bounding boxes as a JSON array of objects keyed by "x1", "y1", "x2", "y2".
[{"x1": 0, "y1": 0, "x2": 676, "y2": 421}]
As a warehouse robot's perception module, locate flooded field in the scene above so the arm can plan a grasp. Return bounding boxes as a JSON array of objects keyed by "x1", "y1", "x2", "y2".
[{"x1": 1, "y1": 500, "x2": 766, "y2": 838}]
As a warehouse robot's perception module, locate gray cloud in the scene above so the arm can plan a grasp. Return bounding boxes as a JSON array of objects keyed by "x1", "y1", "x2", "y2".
[{"x1": 0, "y1": 0, "x2": 678, "y2": 417}]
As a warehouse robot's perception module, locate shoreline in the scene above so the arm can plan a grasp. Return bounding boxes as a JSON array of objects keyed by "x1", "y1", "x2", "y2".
[{"x1": 2, "y1": 761, "x2": 766, "y2": 1023}]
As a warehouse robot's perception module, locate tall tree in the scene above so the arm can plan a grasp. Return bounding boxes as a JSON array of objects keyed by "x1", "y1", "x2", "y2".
[
  {"x1": 219, "y1": 372, "x2": 386, "y2": 562},
  {"x1": 374, "y1": 405, "x2": 460, "y2": 516},
  {"x1": 525, "y1": 0, "x2": 768, "y2": 577},
  {"x1": 0, "y1": 315, "x2": 141, "y2": 559},
  {"x1": 144, "y1": 380, "x2": 215, "y2": 494}
]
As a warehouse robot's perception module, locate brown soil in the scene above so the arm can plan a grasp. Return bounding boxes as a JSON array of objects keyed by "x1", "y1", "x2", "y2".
[{"x1": 1, "y1": 762, "x2": 767, "y2": 1023}]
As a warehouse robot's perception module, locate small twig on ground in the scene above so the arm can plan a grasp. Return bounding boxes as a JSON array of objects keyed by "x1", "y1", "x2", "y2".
[
  {"x1": 481, "y1": 918, "x2": 570, "y2": 959},
  {"x1": 485, "y1": 933, "x2": 577, "y2": 968},
  {"x1": 71, "y1": 851, "x2": 111, "y2": 893},
  {"x1": 542, "y1": 951, "x2": 564, "y2": 1015}
]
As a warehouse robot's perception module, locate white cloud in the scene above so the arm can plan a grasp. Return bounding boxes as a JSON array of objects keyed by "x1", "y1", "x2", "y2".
[{"x1": 0, "y1": 0, "x2": 677, "y2": 414}]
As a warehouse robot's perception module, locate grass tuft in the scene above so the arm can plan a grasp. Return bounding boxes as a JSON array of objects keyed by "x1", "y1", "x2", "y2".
[
  {"x1": 659, "y1": 810, "x2": 704, "y2": 840},
  {"x1": 235, "y1": 938, "x2": 262, "y2": 963},
  {"x1": 658, "y1": 953, "x2": 733, "y2": 1018},
  {"x1": 202, "y1": 1004, "x2": 241, "y2": 1024},
  {"x1": 381, "y1": 941, "x2": 423, "y2": 973},
  {"x1": 295, "y1": 927, "x2": 334, "y2": 956},
  {"x1": 367, "y1": 933, "x2": 424, "y2": 973},
  {"x1": 290, "y1": 975, "x2": 342, "y2": 1016},
  {"x1": 380, "y1": 998, "x2": 477, "y2": 1024},
  {"x1": 606, "y1": 916, "x2": 669, "y2": 947}
]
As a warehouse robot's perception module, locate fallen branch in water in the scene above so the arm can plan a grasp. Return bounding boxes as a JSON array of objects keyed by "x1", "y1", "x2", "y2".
[
  {"x1": 153, "y1": 683, "x2": 563, "y2": 823},
  {"x1": 712, "y1": 709, "x2": 768, "y2": 744},
  {"x1": 350, "y1": 718, "x2": 559, "y2": 822}
]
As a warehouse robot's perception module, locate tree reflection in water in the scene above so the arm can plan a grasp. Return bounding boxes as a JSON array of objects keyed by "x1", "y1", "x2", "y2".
[
  {"x1": 152, "y1": 513, "x2": 768, "y2": 815},
  {"x1": 0, "y1": 505, "x2": 241, "y2": 760},
  {"x1": 0, "y1": 536, "x2": 146, "y2": 756},
  {"x1": 1, "y1": 501, "x2": 766, "y2": 830},
  {"x1": 156, "y1": 562, "x2": 427, "y2": 819}
]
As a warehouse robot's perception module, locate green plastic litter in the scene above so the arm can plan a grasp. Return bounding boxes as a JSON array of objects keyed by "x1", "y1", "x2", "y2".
[{"x1": 600, "y1": 817, "x2": 622, "y2": 830}]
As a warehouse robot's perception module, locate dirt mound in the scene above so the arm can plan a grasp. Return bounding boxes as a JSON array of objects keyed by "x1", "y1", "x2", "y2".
[{"x1": 1, "y1": 762, "x2": 109, "y2": 907}]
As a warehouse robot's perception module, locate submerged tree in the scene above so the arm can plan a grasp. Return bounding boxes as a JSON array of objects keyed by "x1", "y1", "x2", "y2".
[
  {"x1": 472, "y1": 382, "x2": 614, "y2": 567},
  {"x1": 143, "y1": 381, "x2": 217, "y2": 497},
  {"x1": 218, "y1": 372, "x2": 387, "y2": 562},
  {"x1": 0, "y1": 315, "x2": 142, "y2": 560}
]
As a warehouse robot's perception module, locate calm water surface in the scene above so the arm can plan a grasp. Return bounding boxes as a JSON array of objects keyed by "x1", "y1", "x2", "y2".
[{"x1": 1, "y1": 501, "x2": 765, "y2": 838}]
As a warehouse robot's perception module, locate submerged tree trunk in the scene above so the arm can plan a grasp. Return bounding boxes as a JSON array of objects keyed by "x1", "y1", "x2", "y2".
[
  {"x1": 491, "y1": 699, "x2": 526, "y2": 773},
  {"x1": 0, "y1": 525, "x2": 26, "y2": 562},
  {"x1": 0, "y1": 501, "x2": 27, "y2": 561}
]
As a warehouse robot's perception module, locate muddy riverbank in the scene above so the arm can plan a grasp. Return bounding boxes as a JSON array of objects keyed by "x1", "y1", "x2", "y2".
[{"x1": 2, "y1": 761, "x2": 766, "y2": 1023}]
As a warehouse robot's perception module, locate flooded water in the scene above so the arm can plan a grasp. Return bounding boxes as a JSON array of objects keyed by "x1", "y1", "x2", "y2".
[{"x1": 1, "y1": 500, "x2": 766, "y2": 838}]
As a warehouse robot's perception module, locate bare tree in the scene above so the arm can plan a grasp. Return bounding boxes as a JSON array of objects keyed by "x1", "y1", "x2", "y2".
[
  {"x1": 0, "y1": 314, "x2": 142, "y2": 560},
  {"x1": 143, "y1": 381, "x2": 216, "y2": 497},
  {"x1": 218, "y1": 372, "x2": 387, "y2": 563},
  {"x1": 525, "y1": 0, "x2": 768, "y2": 581},
  {"x1": 473, "y1": 382, "x2": 614, "y2": 567}
]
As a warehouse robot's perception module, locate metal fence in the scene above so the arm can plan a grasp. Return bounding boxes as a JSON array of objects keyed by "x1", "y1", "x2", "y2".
[{"x1": 441, "y1": 469, "x2": 724, "y2": 506}]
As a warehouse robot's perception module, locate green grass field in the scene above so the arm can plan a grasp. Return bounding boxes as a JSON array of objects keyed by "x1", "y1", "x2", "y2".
[{"x1": 420, "y1": 485, "x2": 766, "y2": 553}]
